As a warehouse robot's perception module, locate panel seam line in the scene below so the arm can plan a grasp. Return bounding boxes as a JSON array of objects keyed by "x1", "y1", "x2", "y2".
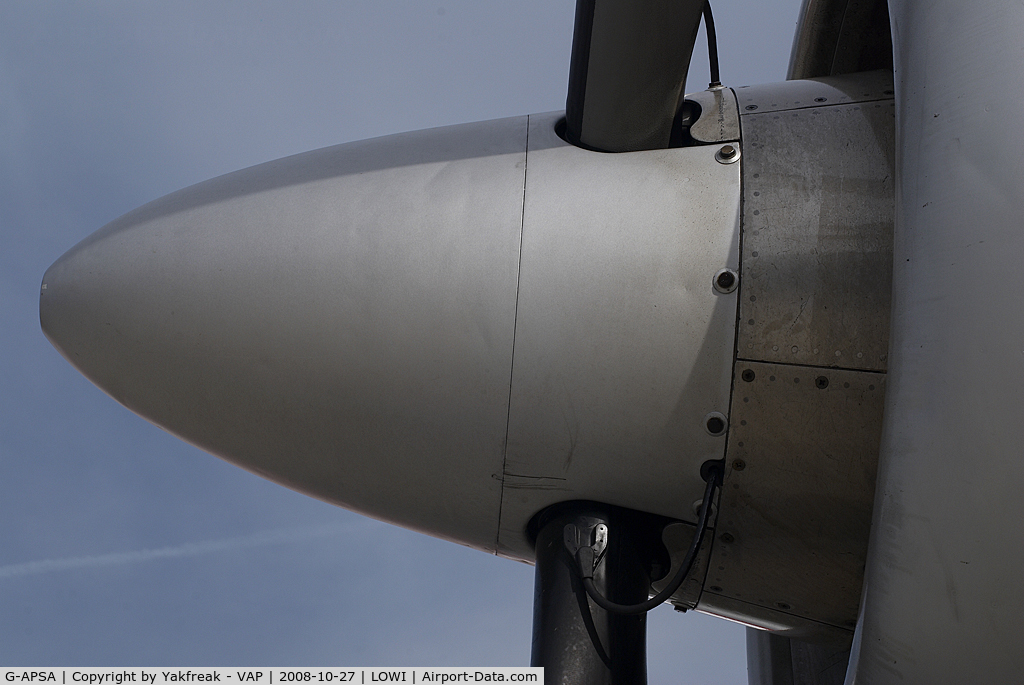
[{"x1": 495, "y1": 115, "x2": 529, "y2": 555}]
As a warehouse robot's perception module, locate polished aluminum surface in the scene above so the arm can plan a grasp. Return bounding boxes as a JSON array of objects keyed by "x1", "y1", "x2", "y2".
[
  {"x1": 688, "y1": 87, "x2": 741, "y2": 145},
  {"x1": 41, "y1": 117, "x2": 529, "y2": 552},
  {"x1": 848, "y1": 2, "x2": 1024, "y2": 681},
  {"x1": 498, "y1": 111, "x2": 741, "y2": 561}
]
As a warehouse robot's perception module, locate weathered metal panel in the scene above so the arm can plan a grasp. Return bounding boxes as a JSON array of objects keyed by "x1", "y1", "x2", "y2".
[
  {"x1": 702, "y1": 362, "x2": 885, "y2": 631},
  {"x1": 736, "y1": 70, "x2": 893, "y2": 116},
  {"x1": 737, "y1": 94, "x2": 894, "y2": 372},
  {"x1": 687, "y1": 74, "x2": 895, "y2": 640}
]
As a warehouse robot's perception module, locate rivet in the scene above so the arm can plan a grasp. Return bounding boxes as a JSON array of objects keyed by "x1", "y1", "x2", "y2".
[{"x1": 716, "y1": 144, "x2": 741, "y2": 164}]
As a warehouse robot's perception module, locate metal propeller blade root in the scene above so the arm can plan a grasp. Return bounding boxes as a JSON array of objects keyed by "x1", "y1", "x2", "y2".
[{"x1": 569, "y1": 461, "x2": 724, "y2": 615}]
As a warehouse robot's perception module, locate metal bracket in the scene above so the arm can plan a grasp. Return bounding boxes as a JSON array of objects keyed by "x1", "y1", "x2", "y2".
[{"x1": 563, "y1": 521, "x2": 609, "y2": 570}]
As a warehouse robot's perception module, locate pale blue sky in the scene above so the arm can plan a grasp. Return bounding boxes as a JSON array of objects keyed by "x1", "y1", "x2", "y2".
[{"x1": 1, "y1": 1, "x2": 800, "y2": 680}]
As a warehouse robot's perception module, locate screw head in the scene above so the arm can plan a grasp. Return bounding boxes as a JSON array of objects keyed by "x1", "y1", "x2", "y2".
[
  {"x1": 732, "y1": 459, "x2": 746, "y2": 471},
  {"x1": 815, "y1": 376, "x2": 829, "y2": 389},
  {"x1": 741, "y1": 369, "x2": 755, "y2": 382},
  {"x1": 720, "y1": 533, "x2": 735, "y2": 544},
  {"x1": 704, "y1": 412, "x2": 728, "y2": 436},
  {"x1": 713, "y1": 268, "x2": 739, "y2": 293}
]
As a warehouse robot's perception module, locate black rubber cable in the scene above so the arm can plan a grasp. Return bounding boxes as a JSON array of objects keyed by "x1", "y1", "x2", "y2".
[
  {"x1": 574, "y1": 463, "x2": 723, "y2": 615},
  {"x1": 703, "y1": 1, "x2": 722, "y2": 88}
]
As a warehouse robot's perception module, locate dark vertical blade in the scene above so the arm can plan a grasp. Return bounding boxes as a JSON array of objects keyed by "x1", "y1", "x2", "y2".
[{"x1": 565, "y1": 0, "x2": 705, "y2": 152}]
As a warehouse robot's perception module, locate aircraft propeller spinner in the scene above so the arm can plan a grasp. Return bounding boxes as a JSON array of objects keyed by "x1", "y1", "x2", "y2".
[{"x1": 41, "y1": 0, "x2": 1024, "y2": 682}]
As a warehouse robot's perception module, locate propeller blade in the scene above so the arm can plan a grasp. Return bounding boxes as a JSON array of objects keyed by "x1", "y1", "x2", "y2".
[{"x1": 565, "y1": 0, "x2": 706, "y2": 152}]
